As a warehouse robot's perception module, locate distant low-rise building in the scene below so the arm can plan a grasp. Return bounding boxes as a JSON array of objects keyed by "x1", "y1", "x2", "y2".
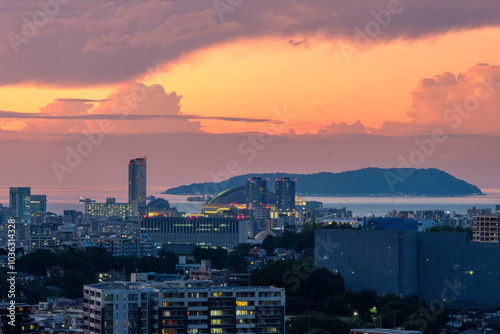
[
  {"x1": 84, "y1": 235, "x2": 157, "y2": 257},
  {"x1": 189, "y1": 260, "x2": 229, "y2": 286},
  {"x1": 85, "y1": 198, "x2": 135, "y2": 220},
  {"x1": 141, "y1": 216, "x2": 248, "y2": 248}
]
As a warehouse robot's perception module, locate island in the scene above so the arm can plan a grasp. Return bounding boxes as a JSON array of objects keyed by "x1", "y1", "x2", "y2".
[{"x1": 163, "y1": 167, "x2": 482, "y2": 197}]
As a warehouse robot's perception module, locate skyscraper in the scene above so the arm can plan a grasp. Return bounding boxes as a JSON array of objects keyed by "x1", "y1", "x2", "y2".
[
  {"x1": 9, "y1": 187, "x2": 31, "y2": 219},
  {"x1": 128, "y1": 157, "x2": 147, "y2": 214},
  {"x1": 246, "y1": 177, "x2": 267, "y2": 209},
  {"x1": 276, "y1": 177, "x2": 295, "y2": 213},
  {"x1": 30, "y1": 194, "x2": 47, "y2": 215}
]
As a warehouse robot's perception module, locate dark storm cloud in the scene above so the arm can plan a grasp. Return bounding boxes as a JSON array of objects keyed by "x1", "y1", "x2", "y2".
[{"x1": 1, "y1": 0, "x2": 500, "y2": 86}]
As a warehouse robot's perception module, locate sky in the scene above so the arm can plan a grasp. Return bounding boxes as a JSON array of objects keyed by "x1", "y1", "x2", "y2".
[{"x1": 1, "y1": 0, "x2": 500, "y2": 190}]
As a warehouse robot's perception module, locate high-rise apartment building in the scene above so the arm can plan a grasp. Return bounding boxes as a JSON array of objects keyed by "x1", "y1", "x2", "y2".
[
  {"x1": 246, "y1": 177, "x2": 267, "y2": 209},
  {"x1": 473, "y1": 215, "x2": 499, "y2": 243},
  {"x1": 275, "y1": 177, "x2": 295, "y2": 213},
  {"x1": 129, "y1": 157, "x2": 147, "y2": 214},
  {"x1": 9, "y1": 187, "x2": 31, "y2": 219},
  {"x1": 83, "y1": 282, "x2": 285, "y2": 334}
]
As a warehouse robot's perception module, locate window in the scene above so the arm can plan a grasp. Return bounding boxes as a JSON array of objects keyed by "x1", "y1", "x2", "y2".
[
  {"x1": 210, "y1": 310, "x2": 223, "y2": 316},
  {"x1": 236, "y1": 301, "x2": 248, "y2": 307}
]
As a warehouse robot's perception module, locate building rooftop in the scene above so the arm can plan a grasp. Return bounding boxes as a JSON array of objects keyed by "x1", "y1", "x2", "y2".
[
  {"x1": 206, "y1": 185, "x2": 276, "y2": 205},
  {"x1": 350, "y1": 329, "x2": 423, "y2": 334}
]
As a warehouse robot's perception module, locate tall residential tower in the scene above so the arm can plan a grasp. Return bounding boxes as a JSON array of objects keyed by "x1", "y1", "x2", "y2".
[
  {"x1": 276, "y1": 177, "x2": 295, "y2": 213},
  {"x1": 246, "y1": 177, "x2": 267, "y2": 209},
  {"x1": 9, "y1": 187, "x2": 31, "y2": 219},
  {"x1": 128, "y1": 157, "x2": 147, "y2": 214}
]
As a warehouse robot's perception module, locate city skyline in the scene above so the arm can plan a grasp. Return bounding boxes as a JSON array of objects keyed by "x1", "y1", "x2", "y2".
[
  {"x1": 1, "y1": 1, "x2": 500, "y2": 189},
  {"x1": 3, "y1": 2, "x2": 500, "y2": 333}
]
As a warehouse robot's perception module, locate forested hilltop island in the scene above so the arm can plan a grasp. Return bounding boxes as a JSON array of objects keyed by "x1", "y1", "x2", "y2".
[{"x1": 164, "y1": 168, "x2": 482, "y2": 197}]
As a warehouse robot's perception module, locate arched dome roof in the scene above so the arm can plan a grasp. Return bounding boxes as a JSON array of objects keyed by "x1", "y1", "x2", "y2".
[
  {"x1": 255, "y1": 230, "x2": 277, "y2": 240},
  {"x1": 206, "y1": 186, "x2": 276, "y2": 205},
  {"x1": 146, "y1": 198, "x2": 170, "y2": 210}
]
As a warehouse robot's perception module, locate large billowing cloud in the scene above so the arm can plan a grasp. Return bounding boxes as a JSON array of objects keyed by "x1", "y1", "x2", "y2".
[
  {"x1": 370, "y1": 63, "x2": 500, "y2": 135},
  {"x1": 0, "y1": 81, "x2": 279, "y2": 134},
  {"x1": 317, "y1": 121, "x2": 366, "y2": 134},
  {"x1": 0, "y1": 82, "x2": 202, "y2": 133},
  {"x1": 315, "y1": 63, "x2": 500, "y2": 136},
  {"x1": 2, "y1": 0, "x2": 500, "y2": 86}
]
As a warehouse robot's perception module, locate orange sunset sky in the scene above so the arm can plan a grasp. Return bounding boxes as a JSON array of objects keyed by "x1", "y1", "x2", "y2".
[{"x1": 1, "y1": 0, "x2": 500, "y2": 188}]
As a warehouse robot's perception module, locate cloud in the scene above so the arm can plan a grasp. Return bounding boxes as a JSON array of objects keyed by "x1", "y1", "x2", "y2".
[
  {"x1": 57, "y1": 98, "x2": 112, "y2": 103},
  {"x1": 370, "y1": 63, "x2": 500, "y2": 135},
  {"x1": 318, "y1": 120, "x2": 367, "y2": 134},
  {"x1": 0, "y1": 82, "x2": 281, "y2": 134},
  {"x1": 288, "y1": 39, "x2": 310, "y2": 48},
  {"x1": 0, "y1": 110, "x2": 280, "y2": 122},
  {"x1": 2, "y1": 0, "x2": 500, "y2": 85}
]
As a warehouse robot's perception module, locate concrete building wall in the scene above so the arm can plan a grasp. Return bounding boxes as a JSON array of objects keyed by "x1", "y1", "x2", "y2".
[
  {"x1": 314, "y1": 230, "x2": 417, "y2": 297},
  {"x1": 418, "y1": 232, "x2": 500, "y2": 308},
  {"x1": 315, "y1": 230, "x2": 500, "y2": 308}
]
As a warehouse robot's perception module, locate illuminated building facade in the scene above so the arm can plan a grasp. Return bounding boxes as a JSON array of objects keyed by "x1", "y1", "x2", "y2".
[
  {"x1": 154, "y1": 286, "x2": 285, "y2": 334},
  {"x1": 83, "y1": 282, "x2": 285, "y2": 334},
  {"x1": 275, "y1": 177, "x2": 295, "y2": 214},
  {"x1": 9, "y1": 187, "x2": 31, "y2": 219},
  {"x1": 85, "y1": 198, "x2": 135, "y2": 219},
  {"x1": 30, "y1": 194, "x2": 47, "y2": 215},
  {"x1": 0, "y1": 303, "x2": 40, "y2": 334},
  {"x1": 129, "y1": 157, "x2": 147, "y2": 214},
  {"x1": 141, "y1": 217, "x2": 247, "y2": 248},
  {"x1": 473, "y1": 215, "x2": 499, "y2": 243},
  {"x1": 246, "y1": 177, "x2": 267, "y2": 209},
  {"x1": 84, "y1": 235, "x2": 156, "y2": 257}
]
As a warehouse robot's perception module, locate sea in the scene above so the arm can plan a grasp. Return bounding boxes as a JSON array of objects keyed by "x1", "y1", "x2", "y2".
[{"x1": 2, "y1": 186, "x2": 500, "y2": 217}]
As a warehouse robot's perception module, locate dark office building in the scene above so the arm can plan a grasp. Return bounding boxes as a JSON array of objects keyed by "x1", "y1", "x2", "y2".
[
  {"x1": 246, "y1": 177, "x2": 267, "y2": 209},
  {"x1": 315, "y1": 230, "x2": 500, "y2": 308},
  {"x1": 9, "y1": 187, "x2": 31, "y2": 219},
  {"x1": 128, "y1": 157, "x2": 147, "y2": 214},
  {"x1": 276, "y1": 177, "x2": 295, "y2": 213},
  {"x1": 30, "y1": 194, "x2": 47, "y2": 215}
]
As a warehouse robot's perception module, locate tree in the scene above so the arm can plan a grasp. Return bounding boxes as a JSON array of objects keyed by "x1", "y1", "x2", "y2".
[
  {"x1": 251, "y1": 259, "x2": 345, "y2": 315},
  {"x1": 192, "y1": 247, "x2": 229, "y2": 269},
  {"x1": 303, "y1": 329, "x2": 332, "y2": 334}
]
